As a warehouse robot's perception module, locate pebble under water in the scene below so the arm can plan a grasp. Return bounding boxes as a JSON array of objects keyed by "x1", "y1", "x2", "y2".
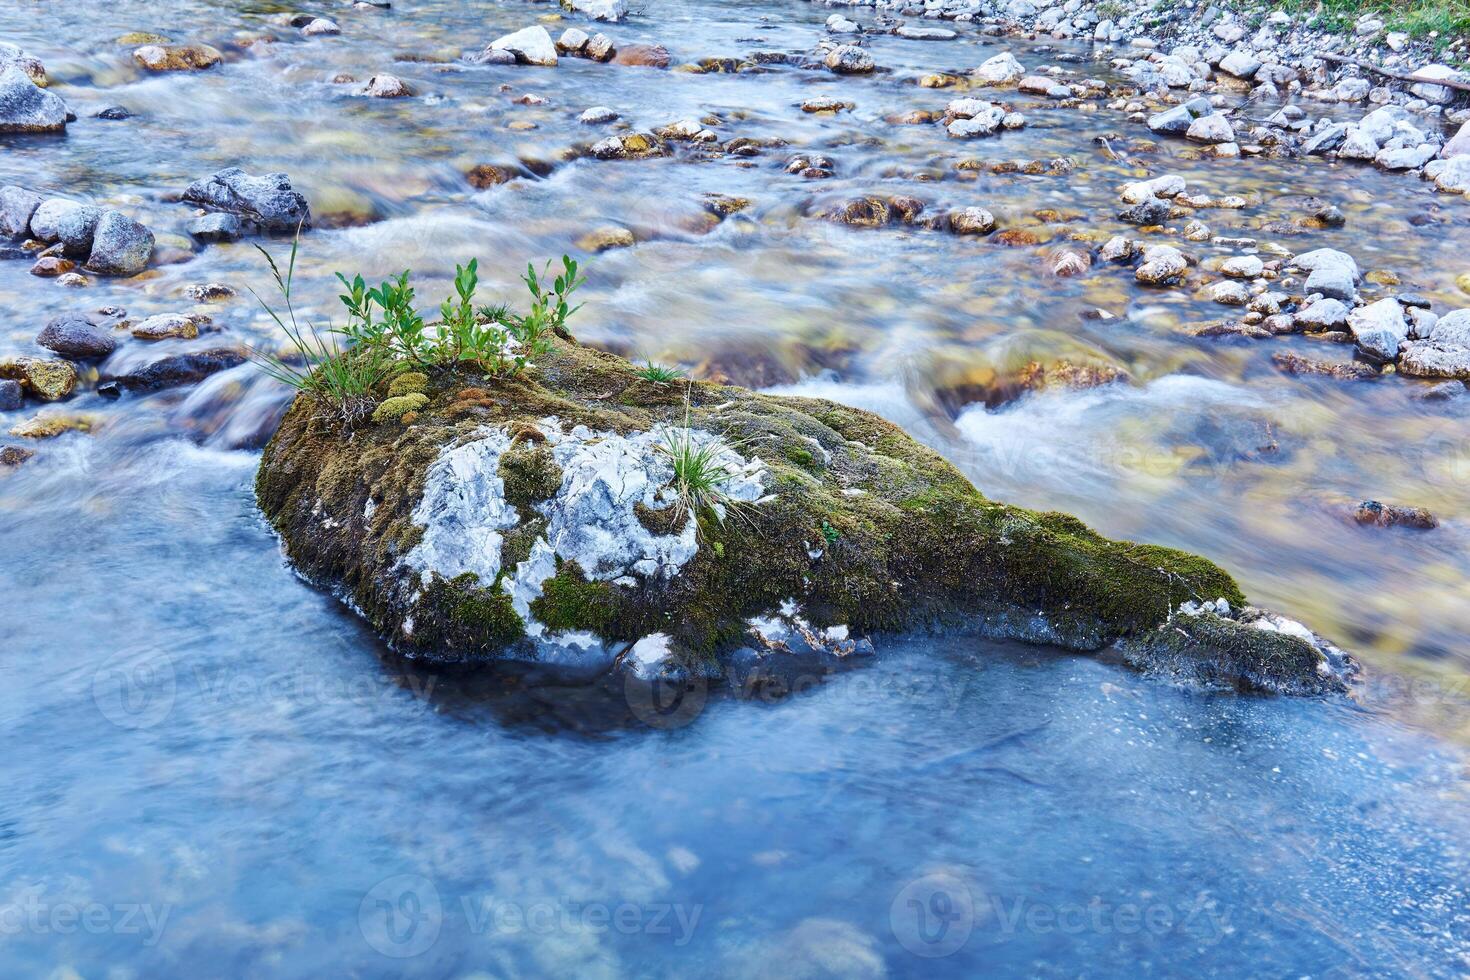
[{"x1": 2, "y1": 0, "x2": 1470, "y2": 974}]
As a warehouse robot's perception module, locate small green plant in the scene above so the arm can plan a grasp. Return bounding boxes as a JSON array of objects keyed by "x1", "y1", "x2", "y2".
[
  {"x1": 250, "y1": 242, "x2": 590, "y2": 427},
  {"x1": 820, "y1": 520, "x2": 841, "y2": 547},
  {"x1": 634, "y1": 361, "x2": 682, "y2": 384},
  {"x1": 247, "y1": 235, "x2": 396, "y2": 427},
  {"x1": 656, "y1": 388, "x2": 752, "y2": 535}
]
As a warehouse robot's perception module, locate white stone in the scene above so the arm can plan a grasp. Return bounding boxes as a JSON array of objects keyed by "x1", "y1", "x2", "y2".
[
  {"x1": 1186, "y1": 113, "x2": 1234, "y2": 143},
  {"x1": 974, "y1": 52, "x2": 1026, "y2": 84},
  {"x1": 490, "y1": 25, "x2": 558, "y2": 67},
  {"x1": 1121, "y1": 173, "x2": 1185, "y2": 203},
  {"x1": 1220, "y1": 255, "x2": 1262, "y2": 278},
  {"x1": 1292, "y1": 248, "x2": 1360, "y2": 282}
]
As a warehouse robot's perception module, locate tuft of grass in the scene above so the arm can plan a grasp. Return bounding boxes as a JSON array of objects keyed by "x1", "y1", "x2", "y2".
[
  {"x1": 656, "y1": 388, "x2": 750, "y2": 535},
  {"x1": 634, "y1": 361, "x2": 682, "y2": 384},
  {"x1": 247, "y1": 234, "x2": 396, "y2": 428}
]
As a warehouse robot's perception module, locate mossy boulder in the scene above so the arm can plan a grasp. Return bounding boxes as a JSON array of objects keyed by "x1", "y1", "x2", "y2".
[{"x1": 256, "y1": 337, "x2": 1354, "y2": 694}]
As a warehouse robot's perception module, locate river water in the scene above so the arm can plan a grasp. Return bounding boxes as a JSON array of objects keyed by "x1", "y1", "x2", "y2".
[{"x1": 2, "y1": 0, "x2": 1468, "y2": 975}]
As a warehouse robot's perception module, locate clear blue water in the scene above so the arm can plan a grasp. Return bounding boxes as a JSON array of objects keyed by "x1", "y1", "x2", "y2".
[
  {"x1": 2, "y1": 440, "x2": 1466, "y2": 976},
  {"x1": 4, "y1": 0, "x2": 1470, "y2": 974}
]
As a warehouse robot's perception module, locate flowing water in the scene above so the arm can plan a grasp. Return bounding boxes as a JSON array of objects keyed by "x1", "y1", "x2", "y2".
[{"x1": 2, "y1": 0, "x2": 1469, "y2": 974}]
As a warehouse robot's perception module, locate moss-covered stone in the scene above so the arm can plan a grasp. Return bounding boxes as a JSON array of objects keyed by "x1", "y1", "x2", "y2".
[
  {"x1": 387, "y1": 372, "x2": 428, "y2": 397},
  {"x1": 255, "y1": 335, "x2": 1347, "y2": 691},
  {"x1": 371, "y1": 392, "x2": 428, "y2": 423},
  {"x1": 529, "y1": 561, "x2": 617, "y2": 635},
  {"x1": 498, "y1": 442, "x2": 562, "y2": 513}
]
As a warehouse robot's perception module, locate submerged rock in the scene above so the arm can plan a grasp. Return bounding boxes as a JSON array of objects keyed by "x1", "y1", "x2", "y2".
[
  {"x1": 255, "y1": 337, "x2": 1353, "y2": 695},
  {"x1": 101, "y1": 348, "x2": 246, "y2": 392},
  {"x1": 1354, "y1": 500, "x2": 1437, "y2": 529},
  {"x1": 132, "y1": 44, "x2": 222, "y2": 71},
  {"x1": 182, "y1": 168, "x2": 312, "y2": 233}
]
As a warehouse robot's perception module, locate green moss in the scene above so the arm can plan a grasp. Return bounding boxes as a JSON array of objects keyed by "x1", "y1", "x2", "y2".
[
  {"x1": 529, "y1": 561, "x2": 616, "y2": 635},
  {"x1": 498, "y1": 442, "x2": 563, "y2": 512},
  {"x1": 388, "y1": 372, "x2": 429, "y2": 397},
  {"x1": 500, "y1": 517, "x2": 547, "y2": 570},
  {"x1": 1120, "y1": 612, "x2": 1340, "y2": 695},
  {"x1": 372, "y1": 392, "x2": 428, "y2": 423}
]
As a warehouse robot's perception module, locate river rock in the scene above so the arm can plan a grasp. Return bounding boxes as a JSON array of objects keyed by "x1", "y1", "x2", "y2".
[
  {"x1": 897, "y1": 25, "x2": 956, "y2": 40},
  {"x1": 488, "y1": 26, "x2": 558, "y2": 67},
  {"x1": 1377, "y1": 144, "x2": 1437, "y2": 170},
  {"x1": 36, "y1": 314, "x2": 117, "y2": 360},
  {"x1": 579, "y1": 105, "x2": 618, "y2": 124},
  {"x1": 948, "y1": 207, "x2": 995, "y2": 234},
  {"x1": 85, "y1": 210, "x2": 154, "y2": 276},
  {"x1": 558, "y1": 28, "x2": 590, "y2": 55},
  {"x1": 0, "y1": 380, "x2": 21, "y2": 411},
  {"x1": 1292, "y1": 247, "x2": 1360, "y2": 282},
  {"x1": 1136, "y1": 245, "x2": 1187, "y2": 285},
  {"x1": 0, "y1": 65, "x2": 67, "y2": 133},
  {"x1": 183, "y1": 168, "x2": 312, "y2": 233},
  {"x1": 1408, "y1": 64, "x2": 1466, "y2": 105},
  {"x1": 825, "y1": 45, "x2": 874, "y2": 74},
  {"x1": 28, "y1": 199, "x2": 101, "y2": 255},
  {"x1": 1442, "y1": 120, "x2": 1470, "y2": 158},
  {"x1": 255, "y1": 334, "x2": 1351, "y2": 695},
  {"x1": 1220, "y1": 255, "x2": 1262, "y2": 278},
  {"x1": 1118, "y1": 197, "x2": 1171, "y2": 225},
  {"x1": 0, "y1": 185, "x2": 42, "y2": 238},
  {"x1": 1347, "y1": 298, "x2": 1409, "y2": 362},
  {"x1": 1354, "y1": 500, "x2": 1437, "y2": 530},
  {"x1": 301, "y1": 17, "x2": 340, "y2": 36},
  {"x1": 1434, "y1": 156, "x2": 1470, "y2": 194},
  {"x1": 1302, "y1": 123, "x2": 1348, "y2": 155},
  {"x1": 1399, "y1": 339, "x2": 1470, "y2": 379},
  {"x1": 0, "y1": 356, "x2": 77, "y2": 401},
  {"x1": 131, "y1": 313, "x2": 202, "y2": 340},
  {"x1": 1337, "y1": 128, "x2": 1380, "y2": 161},
  {"x1": 0, "y1": 42, "x2": 46, "y2": 87},
  {"x1": 1272, "y1": 352, "x2": 1379, "y2": 380},
  {"x1": 1121, "y1": 174, "x2": 1185, "y2": 204},
  {"x1": 102, "y1": 348, "x2": 246, "y2": 392},
  {"x1": 585, "y1": 33, "x2": 616, "y2": 62},
  {"x1": 975, "y1": 52, "x2": 1025, "y2": 84},
  {"x1": 1295, "y1": 297, "x2": 1349, "y2": 331},
  {"x1": 1305, "y1": 265, "x2": 1355, "y2": 301},
  {"x1": 566, "y1": 0, "x2": 627, "y2": 20},
  {"x1": 1147, "y1": 96, "x2": 1209, "y2": 136},
  {"x1": 1018, "y1": 75, "x2": 1070, "y2": 98},
  {"x1": 611, "y1": 44, "x2": 669, "y2": 68},
  {"x1": 132, "y1": 44, "x2": 222, "y2": 71},
  {"x1": 1217, "y1": 50, "x2": 1260, "y2": 79},
  {"x1": 188, "y1": 212, "x2": 244, "y2": 241},
  {"x1": 360, "y1": 74, "x2": 412, "y2": 97},
  {"x1": 1209, "y1": 281, "x2": 1249, "y2": 305},
  {"x1": 1186, "y1": 113, "x2": 1235, "y2": 144},
  {"x1": 1428, "y1": 309, "x2": 1470, "y2": 345}
]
